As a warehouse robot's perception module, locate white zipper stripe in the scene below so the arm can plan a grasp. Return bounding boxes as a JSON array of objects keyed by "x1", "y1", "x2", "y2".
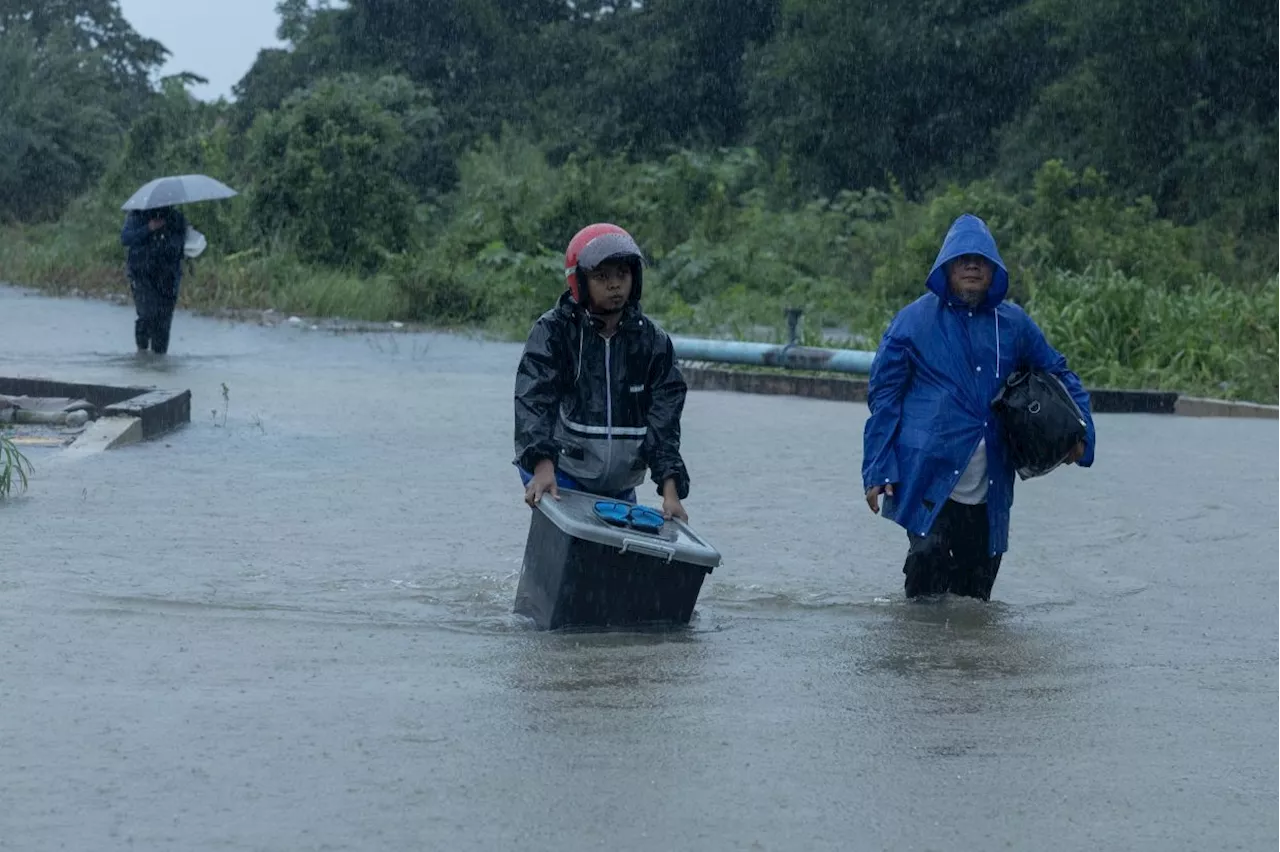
[
  {"x1": 604, "y1": 337, "x2": 613, "y2": 440},
  {"x1": 559, "y1": 413, "x2": 647, "y2": 437},
  {"x1": 604, "y1": 338, "x2": 613, "y2": 475}
]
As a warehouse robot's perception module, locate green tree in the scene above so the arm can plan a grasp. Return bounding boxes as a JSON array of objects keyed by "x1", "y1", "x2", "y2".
[
  {"x1": 0, "y1": 0, "x2": 167, "y2": 115},
  {"x1": 0, "y1": 1, "x2": 170, "y2": 220},
  {"x1": 244, "y1": 74, "x2": 431, "y2": 268},
  {"x1": 745, "y1": 0, "x2": 1055, "y2": 195},
  {"x1": 534, "y1": 0, "x2": 779, "y2": 157},
  {"x1": 231, "y1": 1, "x2": 351, "y2": 133},
  {"x1": 327, "y1": 0, "x2": 571, "y2": 146},
  {"x1": 0, "y1": 28, "x2": 121, "y2": 220},
  {"x1": 1000, "y1": 0, "x2": 1278, "y2": 230}
]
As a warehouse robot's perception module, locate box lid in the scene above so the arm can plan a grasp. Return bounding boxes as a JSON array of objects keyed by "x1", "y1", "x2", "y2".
[{"x1": 534, "y1": 489, "x2": 722, "y2": 569}]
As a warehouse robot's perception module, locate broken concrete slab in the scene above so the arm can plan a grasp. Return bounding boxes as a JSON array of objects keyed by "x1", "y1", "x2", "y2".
[
  {"x1": 63, "y1": 416, "x2": 144, "y2": 455},
  {"x1": 0, "y1": 375, "x2": 191, "y2": 452}
]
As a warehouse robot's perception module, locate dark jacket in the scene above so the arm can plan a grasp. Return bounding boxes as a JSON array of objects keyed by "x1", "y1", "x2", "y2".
[
  {"x1": 514, "y1": 291, "x2": 690, "y2": 499},
  {"x1": 121, "y1": 208, "x2": 187, "y2": 294}
]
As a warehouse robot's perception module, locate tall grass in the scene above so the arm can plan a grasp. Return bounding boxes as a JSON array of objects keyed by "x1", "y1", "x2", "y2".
[
  {"x1": 0, "y1": 223, "x2": 405, "y2": 322},
  {"x1": 0, "y1": 435, "x2": 33, "y2": 499},
  {"x1": 1025, "y1": 265, "x2": 1279, "y2": 400},
  {"x1": 1, "y1": 144, "x2": 1275, "y2": 403}
]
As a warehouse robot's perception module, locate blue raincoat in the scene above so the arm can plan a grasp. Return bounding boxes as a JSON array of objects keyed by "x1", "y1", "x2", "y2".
[{"x1": 861, "y1": 214, "x2": 1096, "y2": 555}]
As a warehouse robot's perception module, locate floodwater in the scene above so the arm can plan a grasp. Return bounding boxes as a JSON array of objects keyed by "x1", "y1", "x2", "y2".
[{"x1": 1, "y1": 285, "x2": 1275, "y2": 851}]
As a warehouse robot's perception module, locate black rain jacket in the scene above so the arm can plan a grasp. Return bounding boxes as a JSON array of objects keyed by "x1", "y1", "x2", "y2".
[{"x1": 514, "y1": 291, "x2": 690, "y2": 499}]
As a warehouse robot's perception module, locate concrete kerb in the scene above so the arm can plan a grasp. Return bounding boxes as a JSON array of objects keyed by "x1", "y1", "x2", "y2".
[
  {"x1": 677, "y1": 363, "x2": 1278, "y2": 419},
  {"x1": 1172, "y1": 396, "x2": 1280, "y2": 418},
  {"x1": 0, "y1": 376, "x2": 191, "y2": 456}
]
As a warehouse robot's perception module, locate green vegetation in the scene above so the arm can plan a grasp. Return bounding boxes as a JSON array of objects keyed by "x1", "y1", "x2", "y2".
[
  {"x1": 0, "y1": 434, "x2": 33, "y2": 498},
  {"x1": 1, "y1": 1, "x2": 1275, "y2": 401}
]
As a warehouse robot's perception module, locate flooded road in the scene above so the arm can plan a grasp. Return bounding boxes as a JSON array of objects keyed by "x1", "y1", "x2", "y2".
[{"x1": 1, "y1": 286, "x2": 1275, "y2": 851}]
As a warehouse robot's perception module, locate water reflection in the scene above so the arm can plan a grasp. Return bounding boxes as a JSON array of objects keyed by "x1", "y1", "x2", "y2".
[
  {"x1": 505, "y1": 627, "x2": 706, "y2": 701},
  {"x1": 857, "y1": 597, "x2": 1057, "y2": 682},
  {"x1": 824, "y1": 597, "x2": 1082, "y2": 764}
]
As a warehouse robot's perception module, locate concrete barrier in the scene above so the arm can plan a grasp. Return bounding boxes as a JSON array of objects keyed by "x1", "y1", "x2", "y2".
[
  {"x1": 0, "y1": 376, "x2": 148, "y2": 409},
  {"x1": 102, "y1": 388, "x2": 192, "y2": 439},
  {"x1": 0, "y1": 376, "x2": 191, "y2": 454},
  {"x1": 678, "y1": 364, "x2": 1277, "y2": 419},
  {"x1": 679, "y1": 363, "x2": 869, "y2": 403},
  {"x1": 1173, "y1": 396, "x2": 1280, "y2": 419}
]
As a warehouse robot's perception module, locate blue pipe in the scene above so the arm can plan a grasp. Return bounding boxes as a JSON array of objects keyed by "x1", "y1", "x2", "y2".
[{"x1": 671, "y1": 336, "x2": 876, "y2": 375}]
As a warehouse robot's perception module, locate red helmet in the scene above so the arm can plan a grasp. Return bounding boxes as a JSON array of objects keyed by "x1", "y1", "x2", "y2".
[{"x1": 564, "y1": 223, "x2": 645, "y2": 305}]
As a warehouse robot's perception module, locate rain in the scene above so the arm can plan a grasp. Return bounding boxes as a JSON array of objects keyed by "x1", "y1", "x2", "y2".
[{"x1": 1, "y1": 2, "x2": 1276, "y2": 850}]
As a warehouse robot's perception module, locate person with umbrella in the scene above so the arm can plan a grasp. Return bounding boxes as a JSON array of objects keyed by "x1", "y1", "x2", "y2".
[
  {"x1": 119, "y1": 174, "x2": 235, "y2": 354},
  {"x1": 120, "y1": 205, "x2": 189, "y2": 354}
]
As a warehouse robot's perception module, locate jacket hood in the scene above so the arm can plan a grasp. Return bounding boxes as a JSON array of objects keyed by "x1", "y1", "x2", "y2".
[{"x1": 925, "y1": 214, "x2": 1009, "y2": 309}]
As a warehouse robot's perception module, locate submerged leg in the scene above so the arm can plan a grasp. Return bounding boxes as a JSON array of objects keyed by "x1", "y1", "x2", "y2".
[
  {"x1": 903, "y1": 524, "x2": 954, "y2": 599},
  {"x1": 946, "y1": 502, "x2": 1001, "y2": 601},
  {"x1": 130, "y1": 277, "x2": 151, "y2": 351},
  {"x1": 150, "y1": 297, "x2": 177, "y2": 354}
]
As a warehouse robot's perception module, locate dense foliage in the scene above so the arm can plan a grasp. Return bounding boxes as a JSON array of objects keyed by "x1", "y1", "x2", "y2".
[{"x1": 0, "y1": 0, "x2": 1275, "y2": 401}]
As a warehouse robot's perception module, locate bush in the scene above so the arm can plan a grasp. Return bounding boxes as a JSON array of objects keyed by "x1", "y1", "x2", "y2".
[
  {"x1": 3, "y1": 132, "x2": 1275, "y2": 403},
  {"x1": 244, "y1": 74, "x2": 427, "y2": 269}
]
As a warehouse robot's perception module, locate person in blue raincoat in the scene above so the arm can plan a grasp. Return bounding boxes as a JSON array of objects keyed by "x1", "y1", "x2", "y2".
[
  {"x1": 120, "y1": 205, "x2": 188, "y2": 354},
  {"x1": 861, "y1": 213, "x2": 1096, "y2": 601}
]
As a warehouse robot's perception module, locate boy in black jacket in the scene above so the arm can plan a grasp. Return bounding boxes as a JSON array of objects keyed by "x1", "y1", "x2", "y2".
[{"x1": 514, "y1": 223, "x2": 690, "y2": 521}]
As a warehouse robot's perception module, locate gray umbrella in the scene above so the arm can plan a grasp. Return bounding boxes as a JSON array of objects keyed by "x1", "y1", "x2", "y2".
[{"x1": 121, "y1": 174, "x2": 238, "y2": 211}]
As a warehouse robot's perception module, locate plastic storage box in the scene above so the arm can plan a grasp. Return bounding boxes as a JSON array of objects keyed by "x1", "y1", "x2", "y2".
[{"x1": 514, "y1": 489, "x2": 722, "y2": 630}]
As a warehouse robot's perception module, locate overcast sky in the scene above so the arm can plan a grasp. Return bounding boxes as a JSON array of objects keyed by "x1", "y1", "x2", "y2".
[{"x1": 116, "y1": 0, "x2": 286, "y2": 101}]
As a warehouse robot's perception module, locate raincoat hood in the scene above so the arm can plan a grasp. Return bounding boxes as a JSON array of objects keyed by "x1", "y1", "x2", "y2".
[{"x1": 924, "y1": 214, "x2": 1009, "y2": 309}]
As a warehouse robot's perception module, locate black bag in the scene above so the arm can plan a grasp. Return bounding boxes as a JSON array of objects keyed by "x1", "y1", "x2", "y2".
[{"x1": 990, "y1": 369, "x2": 1088, "y2": 480}]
